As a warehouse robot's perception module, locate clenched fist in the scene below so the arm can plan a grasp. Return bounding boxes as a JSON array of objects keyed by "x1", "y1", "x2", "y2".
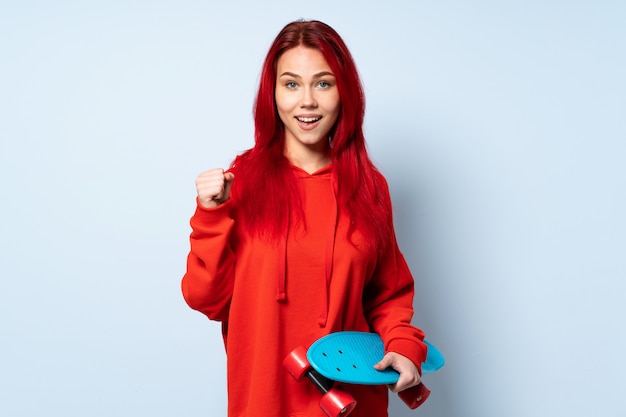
[{"x1": 196, "y1": 168, "x2": 235, "y2": 209}]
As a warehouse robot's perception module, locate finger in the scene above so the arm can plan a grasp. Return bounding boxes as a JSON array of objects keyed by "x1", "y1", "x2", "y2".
[
  {"x1": 393, "y1": 371, "x2": 421, "y2": 393},
  {"x1": 374, "y1": 356, "x2": 392, "y2": 371},
  {"x1": 196, "y1": 169, "x2": 224, "y2": 189},
  {"x1": 391, "y1": 376, "x2": 410, "y2": 393},
  {"x1": 222, "y1": 172, "x2": 235, "y2": 201},
  {"x1": 197, "y1": 179, "x2": 223, "y2": 200},
  {"x1": 196, "y1": 168, "x2": 227, "y2": 208}
]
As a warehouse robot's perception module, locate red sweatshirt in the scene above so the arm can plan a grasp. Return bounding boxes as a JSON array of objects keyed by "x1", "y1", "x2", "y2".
[{"x1": 182, "y1": 164, "x2": 426, "y2": 417}]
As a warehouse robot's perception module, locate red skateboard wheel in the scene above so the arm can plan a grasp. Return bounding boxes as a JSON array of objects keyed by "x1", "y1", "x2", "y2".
[
  {"x1": 283, "y1": 346, "x2": 310, "y2": 381},
  {"x1": 398, "y1": 383, "x2": 431, "y2": 409},
  {"x1": 319, "y1": 387, "x2": 357, "y2": 417}
]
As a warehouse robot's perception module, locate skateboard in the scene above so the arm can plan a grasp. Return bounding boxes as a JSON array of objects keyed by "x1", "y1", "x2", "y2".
[{"x1": 283, "y1": 331, "x2": 445, "y2": 417}]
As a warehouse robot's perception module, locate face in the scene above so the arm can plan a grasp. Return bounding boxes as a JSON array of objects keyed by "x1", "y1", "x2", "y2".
[{"x1": 275, "y1": 46, "x2": 340, "y2": 159}]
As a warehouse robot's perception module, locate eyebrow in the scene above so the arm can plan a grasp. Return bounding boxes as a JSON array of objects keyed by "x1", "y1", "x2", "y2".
[{"x1": 279, "y1": 71, "x2": 335, "y2": 79}]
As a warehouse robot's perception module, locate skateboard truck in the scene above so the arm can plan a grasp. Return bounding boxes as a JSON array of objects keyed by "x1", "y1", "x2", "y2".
[{"x1": 284, "y1": 346, "x2": 357, "y2": 416}]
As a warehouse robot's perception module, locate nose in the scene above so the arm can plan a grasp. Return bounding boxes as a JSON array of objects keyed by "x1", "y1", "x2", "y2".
[{"x1": 300, "y1": 86, "x2": 317, "y2": 108}]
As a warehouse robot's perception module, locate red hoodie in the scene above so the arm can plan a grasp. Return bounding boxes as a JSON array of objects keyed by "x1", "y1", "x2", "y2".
[{"x1": 182, "y1": 164, "x2": 427, "y2": 417}]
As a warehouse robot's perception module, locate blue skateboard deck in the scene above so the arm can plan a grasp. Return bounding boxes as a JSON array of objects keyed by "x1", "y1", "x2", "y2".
[
  {"x1": 307, "y1": 331, "x2": 444, "y2": 385},
  {"x1": 283, "y1": 331, "x2": 445, "y2": 415}
]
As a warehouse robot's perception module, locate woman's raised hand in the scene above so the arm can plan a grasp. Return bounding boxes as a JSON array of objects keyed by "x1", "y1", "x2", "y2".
[{"x1": 196, "y1": 168, "x2": 235, "y2": 209}]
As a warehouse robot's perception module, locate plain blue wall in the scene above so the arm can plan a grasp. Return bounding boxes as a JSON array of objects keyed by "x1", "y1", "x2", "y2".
[{"x1": 1, "y1": 1, "x2": 624, "y2": 416}]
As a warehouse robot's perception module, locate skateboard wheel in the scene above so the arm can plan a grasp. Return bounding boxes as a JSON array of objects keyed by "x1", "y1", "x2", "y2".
[
  {"x1": 283, "y1": 346, "x2": 310, "y2": 381},
  {"x1": 319, "y1": 387, "x2": 357, "y2": 417},
  {"x1": 398, "y1": 383, "x2": 431, "y2": 409}
]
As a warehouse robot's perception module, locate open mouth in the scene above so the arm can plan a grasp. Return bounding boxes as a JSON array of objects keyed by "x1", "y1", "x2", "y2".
[{"x1": 296, "y1": 116, "x2": 322, "y2": 123}]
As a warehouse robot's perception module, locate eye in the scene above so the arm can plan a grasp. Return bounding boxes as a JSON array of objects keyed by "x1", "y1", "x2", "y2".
[
  {"x1": 318, "y1": 80, "x2": 331, "y2": 88},
  {"x1": 285, "y1": 81, "x2": 298, "y2": 89}
]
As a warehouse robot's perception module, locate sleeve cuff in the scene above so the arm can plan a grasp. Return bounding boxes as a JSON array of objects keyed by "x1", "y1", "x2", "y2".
[{"x1": 190, "y1": 198, "x2": 234, "y2": 231}]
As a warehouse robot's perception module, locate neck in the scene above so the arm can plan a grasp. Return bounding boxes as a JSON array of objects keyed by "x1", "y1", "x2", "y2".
[
  {"x1": 285, "y1": 152, "x2": 331, "y2": 174},
  {"x1": 284, "y1": 142, "x2": 331, "y2": 174}
]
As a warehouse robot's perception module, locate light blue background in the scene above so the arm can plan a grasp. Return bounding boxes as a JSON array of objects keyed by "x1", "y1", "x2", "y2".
[{"x1": 1, "y1": 1, "x2": 624, "y2": 416}]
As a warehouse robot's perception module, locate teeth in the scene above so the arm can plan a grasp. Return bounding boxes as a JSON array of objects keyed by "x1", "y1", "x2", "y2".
[{"x1": 296, "y1": 116, "x2": 321, "y2": 123}]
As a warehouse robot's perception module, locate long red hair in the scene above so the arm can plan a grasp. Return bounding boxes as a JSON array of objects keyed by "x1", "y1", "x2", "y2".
[{"x1": 231, "y1": 20, "x2": 394, "y2": 252}]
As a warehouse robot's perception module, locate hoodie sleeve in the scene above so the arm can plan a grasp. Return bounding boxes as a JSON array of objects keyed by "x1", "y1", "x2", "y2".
[
  {"x1": 181, "y1": 199, "x2": 236, "y2": 322},
  {"x1": 362, "y1": 237, "x2": 427, "y2": 374}
]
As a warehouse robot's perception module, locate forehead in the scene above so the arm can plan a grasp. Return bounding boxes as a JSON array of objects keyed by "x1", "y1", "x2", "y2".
[{"x1": 277, "y1": 46, "x2": 333, "y2": 75}]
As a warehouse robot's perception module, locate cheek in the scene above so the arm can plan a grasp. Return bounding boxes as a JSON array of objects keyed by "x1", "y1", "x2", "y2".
[
  {"x1": 275, "y1": 93, "x2": 296, "y2": 121},
  {"x1": 327, "y1": 95, "x2": 341, "y2": 123}
]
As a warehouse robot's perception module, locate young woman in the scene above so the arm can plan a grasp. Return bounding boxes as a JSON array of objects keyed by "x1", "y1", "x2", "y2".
[{"x1": 182, "y1": 20, "x2": 427, "y2": 417}]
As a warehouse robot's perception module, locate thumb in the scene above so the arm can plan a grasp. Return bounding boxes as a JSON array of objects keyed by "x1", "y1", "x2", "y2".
[
  {"x1": 374, "y1": 354, "x2": 393, "y2": 371},
  {"x1": 222, "y1": 172, "x2": 235, "y2": 200}
]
